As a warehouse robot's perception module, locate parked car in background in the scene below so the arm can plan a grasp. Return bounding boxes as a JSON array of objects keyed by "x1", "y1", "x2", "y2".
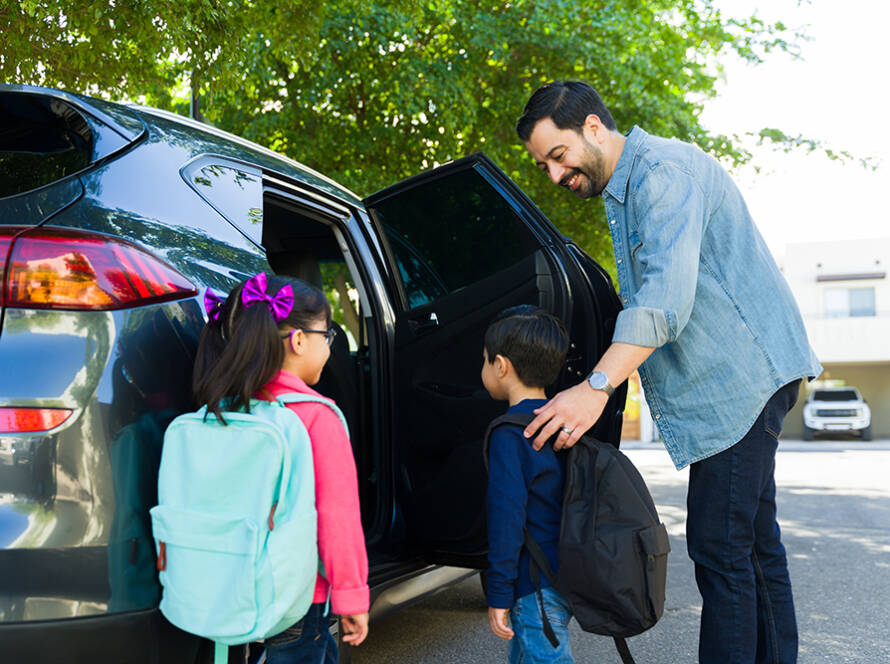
[
  {"x1": 803, "y1": 386, "x2": 871, "y2": 441},
  {"x1": 0, "y1": 84, "x2": 626, "y2": 662}
]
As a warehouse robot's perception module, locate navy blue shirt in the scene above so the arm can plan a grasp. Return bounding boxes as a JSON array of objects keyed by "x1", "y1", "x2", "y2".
[{"x1": 486, "y1": 399, "x2": 566, "y2": 608}]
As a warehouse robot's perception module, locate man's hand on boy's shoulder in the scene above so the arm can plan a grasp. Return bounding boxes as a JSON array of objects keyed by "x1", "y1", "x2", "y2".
[
  {"x1": 488, "y1": 607, "x2": 514, "y2": 640},
  {"x1": 524, "y1": 380, "x2": 609, "y2": 451}
]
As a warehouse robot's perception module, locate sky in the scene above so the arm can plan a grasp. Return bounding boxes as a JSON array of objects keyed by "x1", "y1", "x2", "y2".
[{"x1": 700, "y1": 0, "x2": 890, "y2": 258}]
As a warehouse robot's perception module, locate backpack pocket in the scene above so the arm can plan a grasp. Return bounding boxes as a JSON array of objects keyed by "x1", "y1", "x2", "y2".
[
  {"x1": 636, "y1": 523, "x2": 671, "y2": 623},
  {"x1": 150, "y1": 505, "x2": 259, "y2": 639}
]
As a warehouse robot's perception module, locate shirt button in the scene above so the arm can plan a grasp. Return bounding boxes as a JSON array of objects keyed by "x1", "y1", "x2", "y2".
[
  {"x1": 609, "y1": 219, "x2": 616, "y2": 225},
  {"x1": 655, "y1": 413, "x2": 661, "y2": 419},
  {"x1": 617, "y1": 258, "x2": 622, "y2": 264}
]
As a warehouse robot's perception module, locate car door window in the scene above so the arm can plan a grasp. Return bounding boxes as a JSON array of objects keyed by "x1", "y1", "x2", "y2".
[
  {"x1": 372, "y1": 168, "x2": 540, "y2": 310},
  {"x1": 365, "y1": 161, "x2": 570, "y2": 565}
]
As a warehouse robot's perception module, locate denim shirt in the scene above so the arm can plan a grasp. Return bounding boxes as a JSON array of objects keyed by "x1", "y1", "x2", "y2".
[{"x1": 603, "y1": 126, "x2": 821, "y2": 469}]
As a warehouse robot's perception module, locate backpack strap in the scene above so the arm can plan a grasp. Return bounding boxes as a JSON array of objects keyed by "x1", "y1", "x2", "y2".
[
  {"x1": 524, "y1": 530, "x2": 561, "y2": 649},
  {"x1": 481, "y1": 412, "x2": 536, "y2": 472},
  {"x1": 613, "y1": 636, "x2": 637, "y2": 664},
  {"x1": 271, "y1": 392, "x2": 350, "y2": 437}
]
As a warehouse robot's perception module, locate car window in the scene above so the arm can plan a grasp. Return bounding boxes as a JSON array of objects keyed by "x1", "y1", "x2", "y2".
[
  {"x1": 320, "y1": 259, "x2": 363, "y2": 352},
  {"x1": 182, "y1": 158, "x2": 264, "y2": 245},
  {"x1": 812, "y1": 390, "x2": 859, "y2": 401},
  {"x1": 372, "y1": 168, "x2": 539, "y2": 309},
  {"x1": 0, "y1": 92, "x2": 130, "y2": 198}
]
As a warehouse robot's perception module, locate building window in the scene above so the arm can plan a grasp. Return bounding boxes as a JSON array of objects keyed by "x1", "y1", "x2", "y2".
[{"x1": 824, "y1": 287, "x2": 876, "y2": 318}]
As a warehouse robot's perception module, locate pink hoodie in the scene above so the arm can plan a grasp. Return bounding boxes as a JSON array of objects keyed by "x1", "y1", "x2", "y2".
[{"x1": 262, "y1": 370, "x2": 369, "y2": 616}]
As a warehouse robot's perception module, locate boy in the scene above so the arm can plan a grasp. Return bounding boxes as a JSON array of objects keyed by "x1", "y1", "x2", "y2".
[{"x1": 481, "y1": 305, "x2": 574, "y2": 663}]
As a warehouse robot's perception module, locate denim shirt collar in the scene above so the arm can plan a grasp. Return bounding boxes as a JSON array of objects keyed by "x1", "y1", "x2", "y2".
[{"x1": 603, "y1": 125, "x2": 648, "y2": 204}]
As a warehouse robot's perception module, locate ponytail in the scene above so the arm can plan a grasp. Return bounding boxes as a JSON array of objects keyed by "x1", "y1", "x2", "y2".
[{"x1": 192, "y1": 274, "x2": 331, "y2": 423}]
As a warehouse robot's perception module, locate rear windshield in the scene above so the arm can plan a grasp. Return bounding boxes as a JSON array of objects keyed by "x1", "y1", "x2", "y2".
[
  {"x1": 812, "y1": 390, "x2": 858, "y2": 401},
  {"x1": 1, "y1": 94, "x2": 95, "y2": 198}
]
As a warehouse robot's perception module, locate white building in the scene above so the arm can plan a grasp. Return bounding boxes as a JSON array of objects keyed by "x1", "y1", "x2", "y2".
[
  {"x1": 780, "y1": 237, "x2": 890, "y2": 438},
  {"x1": 628, "y1": 237, "x2": 890, "y2": 442}
]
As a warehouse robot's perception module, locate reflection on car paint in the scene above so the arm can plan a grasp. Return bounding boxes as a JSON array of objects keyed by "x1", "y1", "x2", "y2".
[{"x1": 0, "y1": 303, "x2": 200, "y2": 622}]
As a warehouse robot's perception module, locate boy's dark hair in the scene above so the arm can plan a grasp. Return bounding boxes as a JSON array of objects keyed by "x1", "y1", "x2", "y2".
[
  {"x1": 484, "y1": 305, "x2": 569, "y2": 388},
  {"x1": 193, "y1": 274, "x2": 331, "y2": 423},
  {"x1": 516, "y1": 80, "x2": 617, "y2": 142}
]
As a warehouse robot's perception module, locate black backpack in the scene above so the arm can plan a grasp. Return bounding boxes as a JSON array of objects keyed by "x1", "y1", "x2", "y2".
[{"x1": 483, "y1": 413, "x2": 671, "y2": 664}]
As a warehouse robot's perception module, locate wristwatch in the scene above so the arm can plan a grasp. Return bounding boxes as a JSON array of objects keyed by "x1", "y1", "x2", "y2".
[{"x1": 586, "y1": 370, "x2": 615, "y2": 397}]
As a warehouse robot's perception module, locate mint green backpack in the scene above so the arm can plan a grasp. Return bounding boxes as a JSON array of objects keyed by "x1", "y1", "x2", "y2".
[{"x1": 150, "y1": 393, "x2": 346, "y2": 663}]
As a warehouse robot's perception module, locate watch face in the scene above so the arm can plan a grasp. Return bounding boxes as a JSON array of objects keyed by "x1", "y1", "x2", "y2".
[
  {"x1": 588, "y1": 372, "x2": 614, "y2": 395},
  {"x1": 589, "y1": 372, "x2": 607, "y2": 389}
]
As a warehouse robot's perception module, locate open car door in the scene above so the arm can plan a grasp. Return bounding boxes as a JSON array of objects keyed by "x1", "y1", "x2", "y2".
[{"x1": 364, "y1": 154, "x2": 620, "y2": 569}]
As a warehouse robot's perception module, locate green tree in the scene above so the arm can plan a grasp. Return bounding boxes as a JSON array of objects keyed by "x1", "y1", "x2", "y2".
[{"x1": 3, "y1": 0, "x2": 802, "y2": 268}]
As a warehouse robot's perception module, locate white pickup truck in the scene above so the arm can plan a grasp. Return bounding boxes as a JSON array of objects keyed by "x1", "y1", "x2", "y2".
[{"x1": 803, "y1": 387, "x2": 872, "y2": 441}]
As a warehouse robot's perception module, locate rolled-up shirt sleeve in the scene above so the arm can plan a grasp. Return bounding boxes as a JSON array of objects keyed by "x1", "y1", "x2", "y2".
[{"x1": 612, "y1": 162, "x2": 707, "y2": 348}]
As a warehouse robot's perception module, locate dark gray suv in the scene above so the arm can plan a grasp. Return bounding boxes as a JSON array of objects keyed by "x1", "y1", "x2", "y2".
[{"x1": 0, "y1": 83, "x2": 625, "y2": 663}]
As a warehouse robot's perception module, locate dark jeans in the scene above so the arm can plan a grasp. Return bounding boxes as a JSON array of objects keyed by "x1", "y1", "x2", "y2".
[
  {"x1": 686, "y1": 380, "x2": 800, "y2": 664},
  {"x1": 264, "y1": 603, "x2": 338, "y2": 664}
]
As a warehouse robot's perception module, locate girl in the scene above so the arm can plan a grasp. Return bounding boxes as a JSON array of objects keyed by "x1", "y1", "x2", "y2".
[{"x1": 193, "y1": 272, "x2": 369, "y2": 663}]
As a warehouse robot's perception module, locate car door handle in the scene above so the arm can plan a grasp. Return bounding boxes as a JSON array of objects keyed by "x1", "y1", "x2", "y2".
[{"x1": 408, "y1": 312, "x2": 439, "y2": 335}]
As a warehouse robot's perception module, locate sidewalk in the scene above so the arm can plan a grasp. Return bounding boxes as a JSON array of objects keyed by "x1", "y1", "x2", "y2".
[
  {"x1": 352, "y1": 440, "x2": 890, "y2": 663},
  {"x1": 621, "y1": 438, "x2": 890, "y2": 451}
]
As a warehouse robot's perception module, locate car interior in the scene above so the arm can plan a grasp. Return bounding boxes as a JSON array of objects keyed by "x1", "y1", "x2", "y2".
[{"x1": 261, "y1": 194, "x2": 377, "y2": 527}]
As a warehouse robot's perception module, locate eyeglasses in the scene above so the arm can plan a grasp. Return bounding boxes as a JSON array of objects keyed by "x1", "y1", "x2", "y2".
[
  {"x1": 302, "y1": 328, "x2": 337, "y2": 346},
  {"x1": 282, "y1": 327, "x2": 337, "y2": 346}
]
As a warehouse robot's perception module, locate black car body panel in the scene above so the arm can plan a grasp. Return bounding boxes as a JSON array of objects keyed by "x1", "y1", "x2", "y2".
[{"x1": 0, "y1": 84, "x2": 624, "y2": 662}]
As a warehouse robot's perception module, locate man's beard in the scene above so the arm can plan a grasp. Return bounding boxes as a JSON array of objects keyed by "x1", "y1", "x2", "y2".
[{"x1": 565, "y1": 137, "x2": 609, "y2": 199}]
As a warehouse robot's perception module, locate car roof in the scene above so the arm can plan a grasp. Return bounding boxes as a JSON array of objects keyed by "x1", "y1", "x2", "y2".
[
  {"x1": 131, "y1": 104, "x2": 363, "y2": 207},
  {"x1": 1, "y1": 83, "x2": 364, "y2": 208}
]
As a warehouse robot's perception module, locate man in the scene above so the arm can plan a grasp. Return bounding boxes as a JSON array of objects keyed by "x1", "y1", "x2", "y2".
[{"x1": 517, "y1": 80, "x2": 821, "y2": 664}]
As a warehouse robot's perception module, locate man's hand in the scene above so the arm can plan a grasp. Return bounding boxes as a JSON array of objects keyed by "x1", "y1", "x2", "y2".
[
  {"x1": 341, "y1": 613, "x2": 369, "y2": 646},
  {"x1": 524, "y1": 380, "x2": 609, "y2": 450},
  {"x1": 488, "y1": 607, "x2": 514, "y2": 639}
]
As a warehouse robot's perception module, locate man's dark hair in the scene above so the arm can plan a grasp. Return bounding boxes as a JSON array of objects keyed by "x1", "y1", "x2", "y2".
[
  {"x1": 516, "y1": 80, "x2": 617, "y2": 141},
  {"x1": 484, "y1": 305, "x2": 569, "y2": 388}
]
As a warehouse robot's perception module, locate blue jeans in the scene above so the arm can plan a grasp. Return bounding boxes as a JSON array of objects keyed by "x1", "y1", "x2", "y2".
[
  {"x1": 508, "y1": 587, "x2": 575, "y2": 664},
  {"x1": 687, "y1": 381, "x2": 800, "y2": 664},
  {"x1": 264, "y1": 603, "x2": 337, "y2": 664}
]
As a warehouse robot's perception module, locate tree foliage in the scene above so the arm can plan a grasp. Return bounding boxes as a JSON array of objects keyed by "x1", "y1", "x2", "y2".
[{"x1": 3, "y1": 0, "x2": 802, "y2": 266}]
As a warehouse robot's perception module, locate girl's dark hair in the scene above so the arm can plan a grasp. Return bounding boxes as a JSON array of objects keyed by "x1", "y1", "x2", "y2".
[
  {"x1": 193, "y1": 274, "x2": 331, "y2": 423},
  {"x1": 484, "y1": 305, "x2": 569, "y2": 388},
  {"x1": 516, "y1": 80, "x2": 617, "y2": 142}
]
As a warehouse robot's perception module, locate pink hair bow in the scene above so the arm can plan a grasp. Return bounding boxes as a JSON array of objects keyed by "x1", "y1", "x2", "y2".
[{"x1": 241, "y1": 272, "x2": 294, "y2": 322}]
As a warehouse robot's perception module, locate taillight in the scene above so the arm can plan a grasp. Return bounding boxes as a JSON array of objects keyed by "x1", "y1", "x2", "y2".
[
  {"x1": 2, "y1": 226, "x2": 197, "y2": 309},
  {"x1": 0, "y1": 234, "x2": 12, "y2": 270},
  {"x1": 0, "y1": 231, "x2": 16, "y2": 307},
  {"x1": 0, "y1": 407, "x2": 73, "y2": 433}
]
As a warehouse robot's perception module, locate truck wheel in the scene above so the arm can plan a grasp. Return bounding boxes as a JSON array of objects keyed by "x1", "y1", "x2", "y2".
[
  {"x1": 862, "y1": 425, "x2": 872, "y2": 441},
  {"x1": 803, "y1": 426, "x2": 814, "y2": 441}
]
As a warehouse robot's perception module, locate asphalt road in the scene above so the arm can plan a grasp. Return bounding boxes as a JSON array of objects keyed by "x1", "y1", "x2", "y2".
[{"x1": 350, "y1": 439, "x2": 890, "y2": 663}]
